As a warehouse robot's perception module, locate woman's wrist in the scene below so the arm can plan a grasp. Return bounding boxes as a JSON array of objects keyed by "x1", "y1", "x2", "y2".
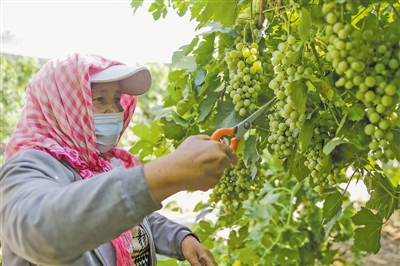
[{"x1": 143, "y1": 154, "x2": 186, "y2": 203}]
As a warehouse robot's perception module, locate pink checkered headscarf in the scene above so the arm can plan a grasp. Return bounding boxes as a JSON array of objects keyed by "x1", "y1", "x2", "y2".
[{"x1": 5, "y1": 53, "x2": 140, "y2": 266}]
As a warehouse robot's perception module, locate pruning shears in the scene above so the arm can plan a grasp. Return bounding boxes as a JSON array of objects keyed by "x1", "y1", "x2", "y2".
[{"x1": 211, "y1": 97, "x2": 278, "y2": 151}]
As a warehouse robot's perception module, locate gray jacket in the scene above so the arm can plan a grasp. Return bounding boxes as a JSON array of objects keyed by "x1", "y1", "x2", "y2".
[{"x1": 0, "y1": 150, "x2": 197, "y2": 265}]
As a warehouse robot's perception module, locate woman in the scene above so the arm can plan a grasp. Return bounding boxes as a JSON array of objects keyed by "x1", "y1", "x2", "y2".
[{"x1": 0, "y1": 53, "x2": 237, "y2": 265}]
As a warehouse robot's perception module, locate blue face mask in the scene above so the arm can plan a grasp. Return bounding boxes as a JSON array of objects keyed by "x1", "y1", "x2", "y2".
[{"x1": 93, "y1": 112, "x2": 124, "y2": 153}]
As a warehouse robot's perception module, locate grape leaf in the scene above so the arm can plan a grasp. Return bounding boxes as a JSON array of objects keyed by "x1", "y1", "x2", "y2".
[
  {"x1": 291, "y1": 155, "x2": 310, "y2": 182},
  {"x1": 352, "y1": 207, "x2": 383, "y2": 254},
  {"x1": 276, "y1": 247, "x2": 299, "y2": 265},
  {"x1": 198, "y1": 0, "x2": 239, "y2": 28},
  {"x1": 336, "y1": 112, "x2": 348, "y2": 136},
  {"x1": 195, "y1": 69, "x2": 207, "y2": 86},
  {"x1": 244, "y1": 136, "x2": 260, "y2": 180},
  {"x1": 304, "y1": 78, "x2": 334, "y2": 102},
  {"x1": 132, "y1": 121, "x2": 163, "y2": 142},
  {"x1": 228, "y1": 226, "x2": 250, "y2": 249},
  {"x1": 129, "y1": 140, "x2": 153, "y2": 159},
  {"x1": 347, "y1": 103, "x2": 366, "y2": 122},
  {"x1": 172, "y1": 45, "x2": 189, "y2": 65},
  {"x1": 168, "y1": 69, "x2": 186, "y2": 80},
  {"x1": 290, "y1": 80, "x2": 307, "y2": 114},
  {"x1": 189, "y1": 0, "x2": 205, "y2": 22},
  {"x1": 386, "y1": 19, "x2": 400, "y2": 35},
  {"x1": 354, "y1": 6, "x2": 374, "y2": 28},
  {"x1": 172, "y1": 37, "x2": 200, "y2": 64},
  {"x1": 176, "y1": 92, "x2": 196, "y2": 116},
  {"x1": 318, "y1": 152, "x2": 332, "y2": 178},
  {"x1": 212, "y1": 100, "x2": 242, "y2": 129},
  {"x1": 244, "y1": 135, "x2": 259, "y2": 166},
  {"x1": 195, "y1": 207, "x2": 214, "y2": 222},
  {"x1": 298, "y1": 119, "x2": 314, "y2": 153},
  {"x1": 331, "y1": 144, "x2": 362, "y2": 168},
  {"x1": 364, "y1": 172, "x2": 396, "y2": 219},
  {"x1": 218, "y1": 32, "x2": 235, "y2": 55},
  {"x1": 160, "y1": 117, "x2": 186, "y2": 140},
  {"x1": 149, "y1": 1, "x2": 168, "y2": 20},
  {"x1": 132, "y1": 124, "x2": 151, "y2": 140},
  {"x1": 362, "y1": 13, "x2": 379, "y2": 31},
  {"x1": 338, "y1": 121, "x2": 370, "y2": 151},
  {"x1": 259, "y1": 189, "x2": 281, "y2": 206},
  {"x1": 310, "y1": 4, "x2": 325, "y2": 27},
  {"x1": 299, "y1": 8, "x2": 311, "y2": 42},
  {"x1": 175, "y1": 56, "x2": 197, "y2": 72},
  {"x1": 323, "y1": 189, "x2": 343, "y2": 221},
  {"x1": 130, "y1": 0, "x2": 145, "y2": 14},
  {"x1": 323, "y1": 137, "x2": 349, "y2": 155},
  {"x1": 193, "y1": 33, "x2": 215, "y2": 66},
  {"x1": 198, "y1": 91, "x2": 219, "y2": 123},
  {"x1": 199, "y1": 67, "x2": 220, "y2": 96},
  {"x1": 164, "y1": 200, "x2": 181, "y2": 212},
  {"x1": 171, "y1": 111, "x2": 190, "y2": 127},
  {"x1": 390, "y1": 128, "x2": 400, "y2": 161},
  {"x1": 324, "y1": 207, "x2": 343, "y2": 239}
]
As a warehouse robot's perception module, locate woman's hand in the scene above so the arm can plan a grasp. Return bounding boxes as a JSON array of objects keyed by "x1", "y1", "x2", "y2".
[
  {"x1": 144, "y1": 135, "x2": 238, "y2": 203},
  {"x1": 172, "y1": 135, "x2": 238, "y2": 190},
  {"x1": 182, "y1": 235, "x2": 218, "y2": 266}
]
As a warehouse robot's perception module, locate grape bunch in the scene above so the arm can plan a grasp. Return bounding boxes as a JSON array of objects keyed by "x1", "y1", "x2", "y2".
[
  {"x1": 266, "y1": 35, "x2": 313, "y2": 158},
  {"x1": 209, "y1": 160, "x2": 263, "y2": 214},
  {"x1": 303, "y1": 118, "x2": 340, "y2": 193},
  {"x1": 224, "y1": 4, "x2": 271, "y2": 117},
  {"x1": 224, "y1": 39, "x2": 266, "y2": 117},
  {"x1": 322, "y1": 1, "x2": 400, "y2": 163}
]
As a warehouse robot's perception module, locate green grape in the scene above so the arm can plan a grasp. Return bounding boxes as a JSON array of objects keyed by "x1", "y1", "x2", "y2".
[
  {"x1": 326, "y1": 12, "x2": 337, "y2": 25},
  {"x1": 384, "y1": 84, "x2": 396, "y2": 96},
  {"x1": 365, "y1": 76, "x2": 376, "y2": 87},
  {"x1": 381, "y1": 95, "x2": 393, "y2": 107}
]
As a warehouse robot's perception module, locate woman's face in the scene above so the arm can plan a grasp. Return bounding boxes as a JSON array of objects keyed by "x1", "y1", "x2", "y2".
[{"x1": 91, "y1": 81, "x2": 123, "y2": 114}]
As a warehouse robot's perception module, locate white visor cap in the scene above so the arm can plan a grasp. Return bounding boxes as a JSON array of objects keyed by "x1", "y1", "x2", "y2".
[{"x1": 90, "y1": 65, "x2": 152, "y2": 95}]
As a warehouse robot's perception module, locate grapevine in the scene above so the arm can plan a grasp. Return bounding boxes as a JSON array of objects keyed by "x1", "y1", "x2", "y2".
[
  {"x1": 206, "y1": 0, "x2": 399, "y2": 213},
  {"x1": 134, "y1": 0, "x2": 400, "y2": 261}
]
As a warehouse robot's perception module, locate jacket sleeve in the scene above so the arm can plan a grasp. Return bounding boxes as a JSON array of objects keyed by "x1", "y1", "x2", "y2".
[
  {"x1": 0, "y1": 150, "x2": 161, "y2": 265},
  {"x1": 147, "y1": 212, "x2": 200, "y2": 261}
]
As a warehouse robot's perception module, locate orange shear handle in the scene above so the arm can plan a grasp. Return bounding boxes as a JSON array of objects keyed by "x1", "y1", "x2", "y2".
[{"x1": 210, "y1": 127, "x2": 240, "y2": 152}]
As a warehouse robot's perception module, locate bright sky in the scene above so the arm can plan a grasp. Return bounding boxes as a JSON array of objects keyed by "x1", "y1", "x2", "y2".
[{"x1": 1, "y1": 0, "x2": 198, "y2": 64}]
